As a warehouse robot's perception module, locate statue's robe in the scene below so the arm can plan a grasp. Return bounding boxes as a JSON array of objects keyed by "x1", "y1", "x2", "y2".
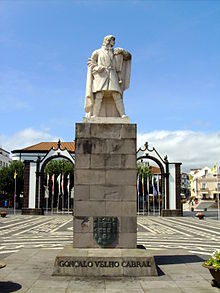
[{"x1": 85, "y1": 47, "x2": 131, "y2": 117}]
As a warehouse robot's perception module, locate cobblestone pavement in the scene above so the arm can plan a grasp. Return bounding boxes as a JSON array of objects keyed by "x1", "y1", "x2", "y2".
[
  {"x1": 1, "y1": 215, "x2": 220, "y2": 292},
  {"x1": 1, "y1": 247, "x2": 219, "y2": 293},
  {"x1": 0, "y1": 215, "x2": 220, "y2": 259},
  {"x1": 137, "y1": 216, "x2": 220, "y2": 257}
]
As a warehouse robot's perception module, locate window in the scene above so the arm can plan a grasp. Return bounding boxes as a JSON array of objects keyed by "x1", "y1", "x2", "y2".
[
  {"x1": 217, "y1": 183, "x2": 220, "y2": 191},
  {"x1": 202, "y1": 182, "x2": 206, "y2": 189}
]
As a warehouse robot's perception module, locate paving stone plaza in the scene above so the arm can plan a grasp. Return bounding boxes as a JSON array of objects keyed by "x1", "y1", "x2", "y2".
[{"x1": 0, "y1": 215, "x2": 220, "y2": 292}]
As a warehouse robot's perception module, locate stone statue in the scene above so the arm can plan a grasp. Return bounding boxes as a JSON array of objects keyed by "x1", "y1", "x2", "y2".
[{"x1": 84, "y1": 35, "x2": 131, "y2": 118}]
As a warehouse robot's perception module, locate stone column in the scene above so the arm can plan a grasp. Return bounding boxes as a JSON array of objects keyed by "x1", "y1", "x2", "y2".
[
  {"x1": 35, "y1": 157, "x2": 40, "y2": 209},
  {"x1": 22, "y1": 161, "x2": 30, "y2": 209},
  {"x1": 175, "y1": 163, "x2": 182, "y2": 211},
  {"x1": 22, "y1": 160, "x2": 44, "y2": 215},
  {"x1": 74, "y1": 123, "x2": 137, "y2": 248}
]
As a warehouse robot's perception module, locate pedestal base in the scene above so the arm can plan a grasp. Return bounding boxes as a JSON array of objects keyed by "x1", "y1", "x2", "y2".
[
  {"x1": 161, "y1": 209, "x2": 183, "y2": 217},
  {"x1": 21, "y1": 208, "x2": 44, "y2": 215},
  {"x1": 53, "y1": 246, "x2": 158, "y2": 277},
  {"x1": 82, "y1": 116, "x2": 130, "y2": 124}
]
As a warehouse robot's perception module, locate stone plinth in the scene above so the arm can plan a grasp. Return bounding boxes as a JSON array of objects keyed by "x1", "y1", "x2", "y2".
[
  {"x1": 83, "y1": 116, "x2": 130, "y2": 124},
  {"x1": 53, "y1": 246, "x2": 158, "y2": 277},
  {"x1": 74, "y1": 123, "x2": 137, "y2": 248}
]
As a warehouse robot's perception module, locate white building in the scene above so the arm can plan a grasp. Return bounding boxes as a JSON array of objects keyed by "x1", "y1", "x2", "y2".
[
  {"x1": 190, "y1": 167, "x2": 219, "y2": 200},
  {"x1": 0, "y1": 147, "x2": 11, "y2": 169}
]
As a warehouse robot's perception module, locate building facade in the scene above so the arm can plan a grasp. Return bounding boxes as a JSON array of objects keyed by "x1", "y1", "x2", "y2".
[
  {"x1": 190, "y1": 167, "x2": 219, "y2": 200},
  {"x1": 0, "y1": 147, "x2": 11, "y2": 169},
  {"x1": 181, "y1": 172, "x2": 190, "y2": 199}
]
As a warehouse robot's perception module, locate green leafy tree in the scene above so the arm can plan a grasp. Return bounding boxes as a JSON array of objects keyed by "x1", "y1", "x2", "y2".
[
  {"x1": 137, "y1": 161, "x2": 152, "y2": 179},
  {"x1": 44, "y1": 159, "x2": 74, "y2": 176},
  {"x1": 0, "y1": 160, "x2": 24, "y2": 195},
  {"x1": 44, "y1": 159, "x2": 74, "y2": 209},
  {"x1": 44, "y1": 158, "x2": 74, "y2": 191},
  {"x1": 62, "y1": 161, "x2": 74, "y2": 176}
]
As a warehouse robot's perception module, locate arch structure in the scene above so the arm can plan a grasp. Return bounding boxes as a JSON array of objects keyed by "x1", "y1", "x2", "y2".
[
  {"x1": 137, "y1": 142, "x2": 182, "y2": 217},
  {"x1": 12, "y1": 140, "x2": 75, "y2": 215}
]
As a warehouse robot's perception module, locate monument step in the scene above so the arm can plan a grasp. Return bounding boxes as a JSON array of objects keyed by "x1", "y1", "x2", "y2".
[{"x1": 53, "y1": 246, "x2": 158, "y2": 277}]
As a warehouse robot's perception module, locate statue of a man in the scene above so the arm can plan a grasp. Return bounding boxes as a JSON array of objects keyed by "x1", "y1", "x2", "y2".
[{"x1": 84, "y1": 35, "x2": 131, "y2": 118}]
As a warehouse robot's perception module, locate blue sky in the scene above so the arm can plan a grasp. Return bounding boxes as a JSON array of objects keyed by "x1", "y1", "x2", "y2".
[{"x1": 0, "y1": 0, "x2": 220, "y2": 171}]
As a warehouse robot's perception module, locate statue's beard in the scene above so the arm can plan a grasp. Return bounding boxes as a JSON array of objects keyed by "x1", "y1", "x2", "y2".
[{"x1": 103, "y1": 43, "x2": 113, "y2": 49}]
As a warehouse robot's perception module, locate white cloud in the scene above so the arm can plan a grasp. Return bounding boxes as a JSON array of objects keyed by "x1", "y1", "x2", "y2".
[
  {"x1": 137, "y1": 130, "x2": 220, "y2": 172},
  {"x1": 1, "y1": 128, "x2": 220, "y2": 173},
  {"x1": 0, "y1": 128, "x2": 59, "y2": 152}
]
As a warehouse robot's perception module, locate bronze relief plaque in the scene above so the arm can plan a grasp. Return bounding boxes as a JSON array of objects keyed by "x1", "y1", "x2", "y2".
[{"x1": 93, "y1": 217, "x2": 118, "y2": 247}]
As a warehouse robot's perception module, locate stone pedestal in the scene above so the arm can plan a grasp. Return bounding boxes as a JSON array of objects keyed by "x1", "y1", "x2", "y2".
[
  {"x1": 74, "y1": 123, "x2": 137, "y2": 248},
  {"x1": 53, "y1": 122, "x2": 158, "y2": 277},
  {"x1": 53, "y1": 246, "x2": 158, "y2": 277}
]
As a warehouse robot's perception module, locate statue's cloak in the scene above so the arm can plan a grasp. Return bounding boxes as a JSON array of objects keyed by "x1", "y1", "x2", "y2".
[
  {"x1": 114, "y1": 47, "x2": 131, "y2": 92},
  {"x1": 85, "y1": 61, "x2": 94, "y2": 116}
]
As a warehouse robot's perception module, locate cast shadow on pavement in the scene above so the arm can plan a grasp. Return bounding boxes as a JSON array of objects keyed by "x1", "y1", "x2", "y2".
[
  {"x1": 155, "y1": 254, "x2": 204, "y2": 265},
  {"x1": 155, "y1": 255, "x2": 204, "y2": 276},
  {"x1": 0, "y1": 281, "x2": 22, "y2": 293}
]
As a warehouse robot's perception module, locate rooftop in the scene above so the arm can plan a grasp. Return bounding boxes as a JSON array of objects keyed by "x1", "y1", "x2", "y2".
[
  {"x1": 12, "y1": 141, "x2": 75, "y2": 153},
  {"x1": 149, "y1": 166, "x2": 161, "y2": 174}
]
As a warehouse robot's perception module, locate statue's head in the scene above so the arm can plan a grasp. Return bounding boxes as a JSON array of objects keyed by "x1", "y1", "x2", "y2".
[{"x1": 103, "y1": 35, "x2": 115, "y2": 47}]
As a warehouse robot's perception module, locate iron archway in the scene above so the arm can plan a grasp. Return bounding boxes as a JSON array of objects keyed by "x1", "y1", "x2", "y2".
[
  {"x1": 137, "y1": 142, "x2": 170, "y2": 214},
  {"x1": 35, "y1": 142, "x2": 75, "y2": 212}
]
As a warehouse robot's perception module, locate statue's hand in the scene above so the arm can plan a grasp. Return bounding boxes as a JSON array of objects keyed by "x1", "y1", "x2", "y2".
[
  {"x1": 97, "y1": 66, "x2": 105, "y2": 73},
  {"x1": 93, "y1": 66, "x2": 105, "y2": 73}
]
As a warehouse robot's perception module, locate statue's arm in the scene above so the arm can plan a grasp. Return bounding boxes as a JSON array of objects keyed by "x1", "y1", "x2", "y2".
[
  {"x1": 87, "y1": 51, "x2": 96, "y2": 68},
  {"x1": 89, "y1": 50, "x2": 105, "y2": 73}
]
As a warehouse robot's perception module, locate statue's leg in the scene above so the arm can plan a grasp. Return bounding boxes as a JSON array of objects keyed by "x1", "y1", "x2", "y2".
[
  {"x1": 112, "y1": 92, "x2": 126, "y2": 117},
  {"x1": 92, "y1": 92, "x2": 103, "y2": 117}
]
